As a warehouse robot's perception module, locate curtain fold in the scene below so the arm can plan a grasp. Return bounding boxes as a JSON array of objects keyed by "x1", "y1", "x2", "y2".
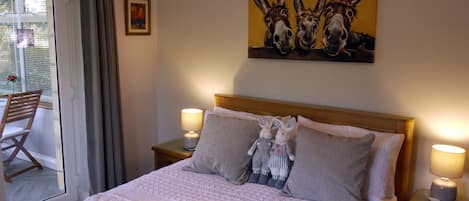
[{"x1": 80, "y1": 0, "x2": 126, "y2": 194}]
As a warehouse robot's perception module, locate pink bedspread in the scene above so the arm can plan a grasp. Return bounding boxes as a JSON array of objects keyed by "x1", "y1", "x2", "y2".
[{"x1": 85, "y1": 159, "x2": 301, "y2": 201}]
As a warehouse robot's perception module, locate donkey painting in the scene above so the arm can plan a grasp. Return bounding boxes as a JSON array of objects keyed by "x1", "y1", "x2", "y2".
[
  {"x1": 294, "y1": 0, "x2": 326, "y2": 51},
  {"x1": 322, "y1": 0, "x2": 375, "y2": 57},
  {"x1": 249, "y1": 0, "x2": 377, "y2": 62},
  {"x1": 254, "y1": 0, "x2": 294, "y2": 55}
]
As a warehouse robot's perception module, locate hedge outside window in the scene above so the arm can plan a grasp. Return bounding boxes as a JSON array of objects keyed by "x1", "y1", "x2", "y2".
[{"x1": 0, "y1": 0, "x2": 52, "y2": 106}]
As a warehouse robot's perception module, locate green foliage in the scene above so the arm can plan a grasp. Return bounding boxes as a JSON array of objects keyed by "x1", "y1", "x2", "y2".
[
  {"x1": 0, "y1": 0, "x2": 14, "y2": 13},
  {"x1": 0, "y1": 1, "x2": 52, "y2": 96}
]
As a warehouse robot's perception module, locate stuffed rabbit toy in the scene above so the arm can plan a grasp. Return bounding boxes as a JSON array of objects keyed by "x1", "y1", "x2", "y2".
[
  {"x1": 267, "y1": 117, "x2": 296, "y2": 189},
  {"x1": 247, "y1": 117, "x2": 274, "y2": 184}
]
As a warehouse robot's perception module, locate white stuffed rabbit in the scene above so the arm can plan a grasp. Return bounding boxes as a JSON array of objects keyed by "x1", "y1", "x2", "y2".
[
  {"x1": 267, "y1": 117, "x2": 296, "y2": 189},
  {"x1": 247, "y1": 117, "x2": 274, "y2": 184}
]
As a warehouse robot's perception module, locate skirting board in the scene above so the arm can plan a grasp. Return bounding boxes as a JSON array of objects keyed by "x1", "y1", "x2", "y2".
[{"x1": 4, "y1": 148, "x2": 58, "y2": 171}]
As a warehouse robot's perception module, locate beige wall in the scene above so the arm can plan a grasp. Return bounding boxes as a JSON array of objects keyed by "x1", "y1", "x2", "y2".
[
  {"x1": 115, "y1": 0, "x2": 469, "y2": 199},
  {"x1": 154, "y1": 0, "x2": 469, "y2": 199},
  {"x1": 114, "y1": 0, "x2": 158, "y2": 180}
]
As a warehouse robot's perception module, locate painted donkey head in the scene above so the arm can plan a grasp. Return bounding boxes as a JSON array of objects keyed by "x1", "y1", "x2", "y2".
[
  {"x1": 322, "y1": 0, "x2": 360, "y2": 56},
  {"x1": 294, "y1": 0, "x2": 326, "y2": 51},
  {"x1": 254, "y1": 0, "x2": 294, "y2": 55}
]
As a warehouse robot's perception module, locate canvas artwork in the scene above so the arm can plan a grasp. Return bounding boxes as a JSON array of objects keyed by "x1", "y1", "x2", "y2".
[
  {"x1": 125, "y1": 0, "x2": 151, "y2": 35},
  {"x1": 248, "y1": 0, "x2": 376, "y2": 63},
  {"x1": 16, "y1": 29, "x2": 35, "y2": 48}
]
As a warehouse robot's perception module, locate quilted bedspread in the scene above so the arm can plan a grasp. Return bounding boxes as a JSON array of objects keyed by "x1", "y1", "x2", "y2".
[{"x1": 85, "y1": 159, "x2": 302, "y2": 201}]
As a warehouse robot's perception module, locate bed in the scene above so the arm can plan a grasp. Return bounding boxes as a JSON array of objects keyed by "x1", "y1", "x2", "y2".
[{"x1": 86, "y1": 94, "x2": 415, "y2": 201}]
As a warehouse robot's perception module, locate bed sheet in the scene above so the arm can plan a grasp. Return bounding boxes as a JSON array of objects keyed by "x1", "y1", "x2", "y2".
[{"x1": 85, "y1": 159, "x2": 302, "y2": 201}]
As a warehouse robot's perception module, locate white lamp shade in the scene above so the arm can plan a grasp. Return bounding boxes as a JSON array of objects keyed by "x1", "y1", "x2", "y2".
[
  {"x1": 430, "y1": 144, "x2": 466, "y2": 179},
  {"x1": 181, "y1": 108, "x2": 203, "y2": 131}
]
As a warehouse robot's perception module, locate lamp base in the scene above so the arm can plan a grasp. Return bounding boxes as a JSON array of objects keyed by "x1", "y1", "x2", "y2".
[
  {"x1": 183, "y1": 131, "x2": 199, "y2": 150},
  {"x1": 430, "y1": 177, "x2": 457, "y2": 201}
]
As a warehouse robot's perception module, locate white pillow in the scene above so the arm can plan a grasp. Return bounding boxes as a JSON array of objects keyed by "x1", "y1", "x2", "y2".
[
  {"x1": 213, "y1": 106, "x2": 261, "y2": 121},
  {"x1": 298, "y1": 116, "x2": 404, "y2": 201},
  {"x1": 212, "y1": 106, "x2": 297, "y2": 139}
]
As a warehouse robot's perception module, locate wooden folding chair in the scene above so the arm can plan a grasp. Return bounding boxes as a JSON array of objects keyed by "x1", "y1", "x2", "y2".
[{"x1": 0, "y1": 90, "x2": 43, "y2": 182}]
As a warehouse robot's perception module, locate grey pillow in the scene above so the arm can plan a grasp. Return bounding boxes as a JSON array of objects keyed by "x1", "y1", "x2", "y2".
[
  {"x1": 282, "y1": 126, "x2": 375, "y2": 201},
  {"x1": 183, "y1": 114, "x2": 260, "y2": 184}
]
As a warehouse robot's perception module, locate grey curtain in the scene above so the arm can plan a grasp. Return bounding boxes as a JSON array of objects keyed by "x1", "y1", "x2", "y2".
[{"x1": 80, "y1": 0, "x2": 126, "y2": 194}]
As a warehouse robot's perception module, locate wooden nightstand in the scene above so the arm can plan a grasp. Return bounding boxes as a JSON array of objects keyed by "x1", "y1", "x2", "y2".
[
  {"x1": 152, "y1": 138, "x2": 193, "y2": 169},
  {"x1": 410, "y1": 189, "x2": 469, "y2": 201},
  {"x1": 410, "y1": 189, "x2": 430, "y2": 201}
]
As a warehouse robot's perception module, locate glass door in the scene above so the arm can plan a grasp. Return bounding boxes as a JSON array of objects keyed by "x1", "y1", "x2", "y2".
[{"x1": 0, "y1": 0, "x2": 87, "y2": 200}]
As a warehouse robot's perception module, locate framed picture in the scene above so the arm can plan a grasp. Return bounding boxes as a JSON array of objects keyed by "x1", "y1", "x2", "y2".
[
  {"x1": 125, "y1": 0, "x2": 151, "y2": 35},
  {"x1": 16, "y1": 29, "x2": 35, "y2": 48},
  {"x1": 249, "y1": 0, "x2": 376, "y2": 63}
]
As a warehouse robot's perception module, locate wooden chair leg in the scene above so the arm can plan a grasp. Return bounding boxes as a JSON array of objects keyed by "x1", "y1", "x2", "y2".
[
  {"x1": 4, "y1": 141, "x2": 22, "y2": 164},
  {"x1": 5, "y1": 165, "x2": 40, "y2": 181},
  {"x1": 3, "y1": 136, "x2": 43, "y2": 182},
  {"x1": 12, "y1": 137, "x2": 42, "y2": 168},
  {"x1": 2, "y1": 138, "x2": 23, "y2": 166},
  {"x1": 4, "y1": 175, "x2": 12, "y2": 183},
  {"x1": 17, "y1": 144, "x2": 42, "y2": 169}
]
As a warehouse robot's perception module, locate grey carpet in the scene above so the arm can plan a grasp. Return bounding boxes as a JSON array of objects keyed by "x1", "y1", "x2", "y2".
[{"x1": 3, "y1": 158, "x2": 64, "y2": 201}]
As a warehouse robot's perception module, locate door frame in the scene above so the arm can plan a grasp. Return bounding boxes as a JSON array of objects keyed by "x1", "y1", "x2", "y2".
[
  {"x1": 48, "y1": 0, "x2": 89, "y2": 200},
  {"x1": 0, "y1": 0, "x2": 89, "y2": 200},
  {"x1": 0, "y1": 154, "x2": 5, "y2": 200}
]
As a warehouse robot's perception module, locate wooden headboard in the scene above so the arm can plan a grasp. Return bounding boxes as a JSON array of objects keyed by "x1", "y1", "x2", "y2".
[{"x1": 214, "y1": 94, "x2": 415, "y2": 201}]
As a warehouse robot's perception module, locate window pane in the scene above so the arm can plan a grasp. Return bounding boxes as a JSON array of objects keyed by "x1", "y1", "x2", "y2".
[
  {"x1": 0, "y1": 24, "x2": 17, "y2": 92},
  {"x1": 0, "y1": 0, "x2": 52, "y2": 98},
  {"x1": 25, "y1": 0, "x2": 47, "y2": 14},
  {"x1": 23, "y1": 22, "x2": 51, "y2": 96},
  {"x1": 2, "y1": 0, "x2": 66, "y2": 200},
  {"x1": 0, "y1": 0, "x2": 15, "y2": 13}
]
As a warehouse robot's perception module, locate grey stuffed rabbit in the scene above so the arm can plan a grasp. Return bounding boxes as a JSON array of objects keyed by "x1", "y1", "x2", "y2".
[
  {"x1": 267, "y1": 117, "x2": 295, "y2": 189},
  {"x1": 247, "y1": 117, "x2": 274, "y2": 184}
]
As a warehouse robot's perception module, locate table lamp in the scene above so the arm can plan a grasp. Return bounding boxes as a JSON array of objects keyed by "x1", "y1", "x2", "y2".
[
  {"x1": 430, "y1": 144, "x2": 466, "y2": 201},
  {"x1": 181, "y1": 108, "x2": 203, "y2": 150}
]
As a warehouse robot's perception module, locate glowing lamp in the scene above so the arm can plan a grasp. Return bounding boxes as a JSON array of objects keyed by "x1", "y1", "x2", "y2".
[
  {"x1": 181, "y1": 108, "x2": 203, "y2": 150},
  {"x1": 430, "y1": 144, "x2": 466, "y2": 201}
]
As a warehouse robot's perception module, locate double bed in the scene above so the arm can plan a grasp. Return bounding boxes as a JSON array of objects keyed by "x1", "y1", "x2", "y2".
[{"x1": 87, "y1": 94, "x2": 415, "y2": 201}]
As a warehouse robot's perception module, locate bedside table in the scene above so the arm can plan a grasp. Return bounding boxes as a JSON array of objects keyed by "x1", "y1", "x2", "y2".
[
  {"x1": 410, "y1": 189, "x2": 430, "y2": 201},
  {"x1": 410, "y1": 189, "x2": 469, "y2": 201},
  {"x1": 152, "y1": 138, "x2": 193, "y2": 169}
]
